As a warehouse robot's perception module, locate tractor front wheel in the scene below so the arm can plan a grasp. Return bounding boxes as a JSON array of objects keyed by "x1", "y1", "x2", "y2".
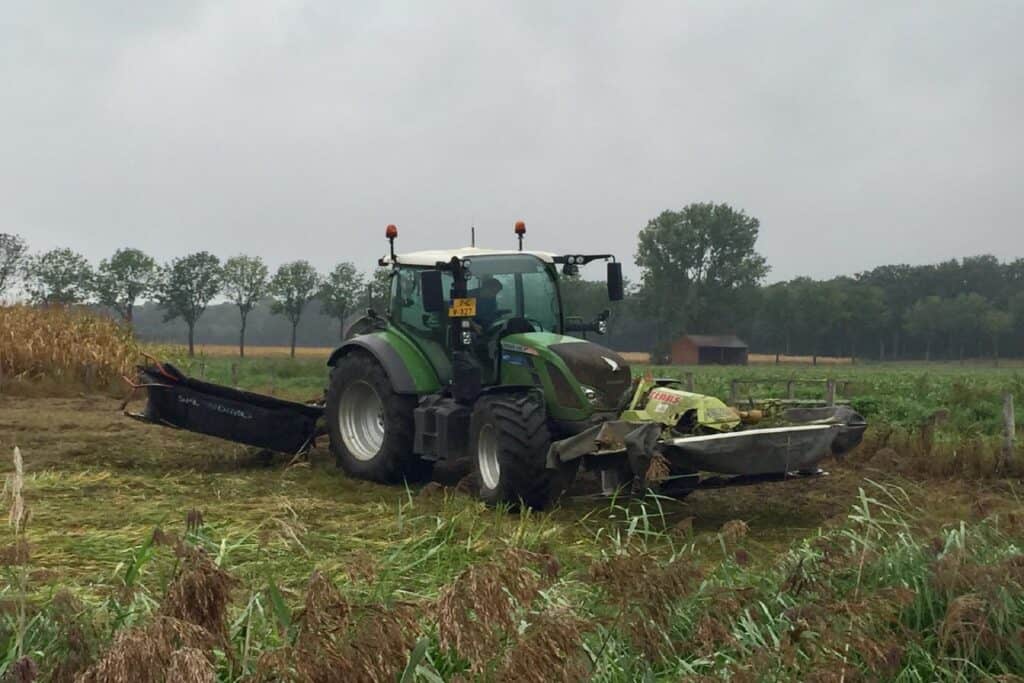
[
  {"x1": 326, "y1": 352, "x2": 430, "y2": 483},
  {"x1": 470, "y1": 392, "x2": 577, "y2": 509}
]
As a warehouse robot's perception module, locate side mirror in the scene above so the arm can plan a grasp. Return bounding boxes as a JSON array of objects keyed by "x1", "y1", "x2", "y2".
[
  {"x1": 421, "y1": 270, "x2": 445, "y2": 312},
  {"x1": 607, "y1": 262, "x2": 624, "y2": 301}
]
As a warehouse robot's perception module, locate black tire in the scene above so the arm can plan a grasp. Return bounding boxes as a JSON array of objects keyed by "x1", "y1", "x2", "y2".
[
  {"x1": 326, "y1": 352, "x2": 430, "y2": 483},
  {"x1": 469, "y1": 392, "x2": 578, "y2": 509}
]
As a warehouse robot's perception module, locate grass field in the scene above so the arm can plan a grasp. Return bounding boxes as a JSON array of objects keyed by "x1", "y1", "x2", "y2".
[
  {"x1": 162, "y1": 348, "x2": 1024, "y2": 439},
  {"x1": 2, "y1": 336, "x2": 1024, "y2": 679},
  {"x1": 3, "y1": 394, "x2": 1024, "y2": 681}
]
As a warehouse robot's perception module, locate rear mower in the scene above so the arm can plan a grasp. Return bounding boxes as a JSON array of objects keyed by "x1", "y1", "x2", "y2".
[{"x1": 129, "y1": 222, "x2": 865, "y2": 508}]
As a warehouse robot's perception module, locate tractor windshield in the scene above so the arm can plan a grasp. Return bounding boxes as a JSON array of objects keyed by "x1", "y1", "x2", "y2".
[{"x1": 463, "y1": 254, "x2": 562, "y2": 333}]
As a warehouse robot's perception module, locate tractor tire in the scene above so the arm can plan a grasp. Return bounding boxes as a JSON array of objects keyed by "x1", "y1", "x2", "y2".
[
  {"x1": 326, "y1": 352, "x2": 430, "y2": 483},
  {"x1": 470, "y1": 392, "x2": 577, "y2": 509}
]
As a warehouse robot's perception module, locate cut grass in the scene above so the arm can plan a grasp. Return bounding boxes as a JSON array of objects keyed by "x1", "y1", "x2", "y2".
[{"x1": 2, "y1": 396, "x2": 1024, "y2": 680}]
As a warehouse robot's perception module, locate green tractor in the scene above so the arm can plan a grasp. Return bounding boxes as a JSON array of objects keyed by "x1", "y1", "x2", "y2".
[
  {"x1": 131, "y1": 222, "x2": 865, "y2": 509},
  {"x1": 325, "y1": 222, "x2": 634, "y2": 508},
  {"x1": 321, "y1": 223, "x2": 865, "y2": 508}
]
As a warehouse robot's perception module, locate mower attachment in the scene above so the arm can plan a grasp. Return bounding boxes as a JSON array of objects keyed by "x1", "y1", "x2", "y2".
[
  {"x1": 125, "y1": 363, "x2": 324, "y2": 455},
  {"x1": 663, "y1": 424, "x2": 841, "y2": 475}
]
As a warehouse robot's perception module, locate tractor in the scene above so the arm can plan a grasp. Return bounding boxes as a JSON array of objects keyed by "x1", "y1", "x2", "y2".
[
  {"x1": 130, "y1": 222, "x2": 866, "y2": 509},
  {"x1": 325, "y1": 221, "x2": 634, "y2": 507}
]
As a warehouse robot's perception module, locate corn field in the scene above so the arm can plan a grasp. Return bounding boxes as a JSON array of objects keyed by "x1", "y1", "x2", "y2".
[{"x1": 0, "y1": 305, "x2": 137, "y2": 392}]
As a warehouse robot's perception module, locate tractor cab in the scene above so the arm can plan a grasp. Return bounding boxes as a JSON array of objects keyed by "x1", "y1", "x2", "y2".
[
  {"x1": 379, "y1": 223, "x2": 626, "y2": 405},
  {"x1": 388, "y1": 249, "x2": 564, "y2": 385}
]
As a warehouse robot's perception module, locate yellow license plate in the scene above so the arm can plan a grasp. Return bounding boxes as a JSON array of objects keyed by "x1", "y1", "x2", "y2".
[{"x1": 448, "y1": 297, "x2": 477, "y2": 317}]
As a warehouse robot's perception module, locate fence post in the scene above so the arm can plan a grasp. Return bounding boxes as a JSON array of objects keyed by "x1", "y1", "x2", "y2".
[
  {"x1": 200, "y1": 360, "x2": 206, "y2": 379},
  {"x1": 85, "y1": 363, "x2": 96, "y2": 389},
  {"x1": 684, "y1": 371, "x2": 694, "y2": 392},
  {"x1": 231, "y1": 363, "x2": 238, "y2": 388},
  {"x1": 1002, "y1": 394, "x2": 1016, "y2": 471},
  {"x1": 729, "y1": 380, "x2": 739, "y2": 405},
  {"x1": 786, "y1": 380, "x2": 795, "y2": 399},
  {"x1": 825, "y1": 379, "x2": 836, "y2": 406}
]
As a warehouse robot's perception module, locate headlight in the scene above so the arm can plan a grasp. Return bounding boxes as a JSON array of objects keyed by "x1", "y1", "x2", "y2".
[{"x1": 580, "y1": 385, "x2": 602, "y2": 405}]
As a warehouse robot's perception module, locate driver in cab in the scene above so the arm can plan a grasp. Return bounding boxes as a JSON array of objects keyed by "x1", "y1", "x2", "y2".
[{"x1": 472, "y1": 277, "x2": 504, "y2": 331}]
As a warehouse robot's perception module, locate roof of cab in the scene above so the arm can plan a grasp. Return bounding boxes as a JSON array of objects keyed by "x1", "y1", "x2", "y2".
[{"x1": 390, "y1": 247, "x2": 556, "y2": 266}]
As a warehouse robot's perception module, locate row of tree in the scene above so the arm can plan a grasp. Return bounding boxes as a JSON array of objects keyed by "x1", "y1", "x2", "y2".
[
  {"x1": 0, "y1": 234, "x2": 389, "y2": 356},
  {"x1": 4, "y1": 203, "x2": 1022, "y2": 361},
  {"x1": 751, "y1": 276, "x2": 1023, "y2": 363},
  {"x1": 558, "y1": 204, "x2": 1024, "y2": 362}
]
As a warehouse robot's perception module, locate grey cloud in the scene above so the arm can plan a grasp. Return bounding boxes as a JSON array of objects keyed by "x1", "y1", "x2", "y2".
[{"x1": 2, "y1": 0, "x2": 1020, "y2": 283}]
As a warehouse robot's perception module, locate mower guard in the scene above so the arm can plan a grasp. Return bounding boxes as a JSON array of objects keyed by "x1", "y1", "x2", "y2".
[
  {"x1": 126, "y1": 364, "x2": 324, "y2": 455},
  {"x1": 548, "y1": 406, "x2": 866, "y2": 478},
  {"x1": 663, "y1": 424, "x2": 840, "y2": 475}
]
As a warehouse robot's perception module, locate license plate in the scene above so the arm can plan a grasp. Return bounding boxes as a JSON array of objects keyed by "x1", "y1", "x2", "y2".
[{"x1": 448, "y1": 297, "x2": 477, "y2": 317}]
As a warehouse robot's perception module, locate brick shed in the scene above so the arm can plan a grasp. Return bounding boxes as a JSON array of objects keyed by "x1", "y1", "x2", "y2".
[{"x1": 670, "y1": 334, "x2": 748, "y2": 365}]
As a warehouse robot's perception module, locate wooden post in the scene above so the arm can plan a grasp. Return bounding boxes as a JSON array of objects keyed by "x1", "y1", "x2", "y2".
[
  {"x1": 786, "y1": 380, "x2": 795, "y2": 399},
  {"x1": 1002, "y1": 394, "x2": 1016, "y2": 471},
  {"x1": 200, "y1": 360, "x2": 206, "y2": 379},
  {"x1": 729, "y1": 380, "x2": 738, "y2": 405},
  {"x1": 684, "y1": 371, "x2": 694, "y2": 392},
  {"x1": 231, "y1": 363, "x2": 239, "y2": 388},
  {"x1": 825, "y1": 379, "x2": 836, "y2": 406}
]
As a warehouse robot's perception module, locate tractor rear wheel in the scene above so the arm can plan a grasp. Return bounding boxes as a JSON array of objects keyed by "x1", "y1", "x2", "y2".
[
  {"x1": 470, "y1": 392, "x2": 577, "y2": 509},
  {"x1": 326, "y1": 352, "x2": 430, "y2": 483}
]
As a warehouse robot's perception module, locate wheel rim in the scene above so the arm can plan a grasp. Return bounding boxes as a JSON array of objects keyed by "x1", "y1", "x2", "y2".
[
  {"x1": 338, "y1": 380, "x2": 385, "y2": 461},
  {"x1": 477, "y1": 424, "x2": 501, "y2": 490}
]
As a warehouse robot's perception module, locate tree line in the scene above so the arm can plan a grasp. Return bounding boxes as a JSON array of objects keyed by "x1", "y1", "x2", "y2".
[
  {"x1": 4, "y1": 204, "x2": 1022, "y2": 362},
  {"x1": 635, "y1": 207, "x2": 1023, "y2": 362},
  {"x1": 0, "y1": 234, "x2": 390, "y2": 357},
  {"x1": 537, "y1": 203, "x2": 1024, "y2": 363}
]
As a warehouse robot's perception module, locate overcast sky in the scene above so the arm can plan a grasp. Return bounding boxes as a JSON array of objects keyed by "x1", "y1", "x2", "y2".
[{"x1": 2, "y1": 1, "x2": 1021, "y2": 283}]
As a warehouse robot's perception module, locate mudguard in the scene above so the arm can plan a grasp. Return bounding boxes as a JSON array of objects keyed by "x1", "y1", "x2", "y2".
[{"x1": 327, "y1": 331, "x2": 440, "y2": 395}]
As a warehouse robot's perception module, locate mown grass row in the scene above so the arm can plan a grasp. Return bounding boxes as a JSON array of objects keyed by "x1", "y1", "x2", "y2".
[{"x1": 2, "y1": 470, "x2": 1022, "y2": 681}]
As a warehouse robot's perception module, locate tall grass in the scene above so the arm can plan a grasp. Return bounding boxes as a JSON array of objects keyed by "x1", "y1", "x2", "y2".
[
  {"x1": 0, "y1": 305, "x2": 137, "y2": 394},
  {"x1": 1, "y1": 469, "x2": 1021, "y2": 681}
]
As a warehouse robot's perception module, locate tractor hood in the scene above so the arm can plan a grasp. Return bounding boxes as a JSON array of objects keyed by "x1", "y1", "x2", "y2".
[{"x1": 500, "y1": 333, "x2": 633, "y2": 414}]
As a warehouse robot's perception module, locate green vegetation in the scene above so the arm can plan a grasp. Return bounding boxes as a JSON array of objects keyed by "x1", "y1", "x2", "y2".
[
  {"x1": 648, "y1": 363, "x2": 1024, "y2": 438},
  {"x1": 1, "y1": 314, "x2": 1022, "y2": 679},
  {"x1": 1, "y1": 392, "x2": 1022, "y2": 681},
  {"x1": 164, "y1": 352, "x2": 1023, "y2": 441}
]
